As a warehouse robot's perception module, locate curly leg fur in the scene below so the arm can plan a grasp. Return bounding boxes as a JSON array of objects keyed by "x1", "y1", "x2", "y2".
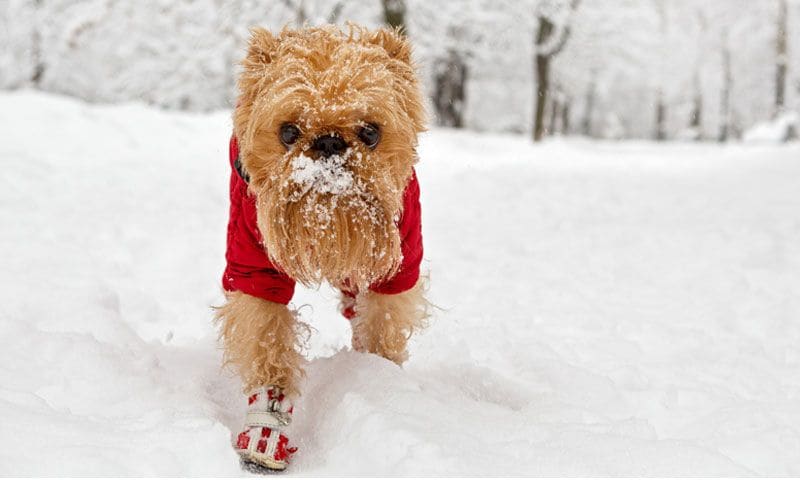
[
  {"x1": 350, "y1": 279, "x2": 430, "y2": 365},
  {"x1": 215, "y1": 291, "x2": 307, "y2": 396}
]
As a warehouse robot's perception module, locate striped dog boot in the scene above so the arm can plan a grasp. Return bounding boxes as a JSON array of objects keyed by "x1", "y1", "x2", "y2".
[{"x1": 234, "y1": 386, "x2": 297, "y2": 472}]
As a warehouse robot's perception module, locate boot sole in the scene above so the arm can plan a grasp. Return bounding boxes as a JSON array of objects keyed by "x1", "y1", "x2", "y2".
[{"x1": 238, "y1": 452, "x2": 287, "y2": 473}]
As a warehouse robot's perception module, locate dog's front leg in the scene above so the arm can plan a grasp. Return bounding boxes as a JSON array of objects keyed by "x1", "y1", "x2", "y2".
[
  {"x1": 215, "y1": 291, "x2": 304, "y2": 471},
  {"x1": 351, "y1": 280, "x2": 429, "y2": 365}
]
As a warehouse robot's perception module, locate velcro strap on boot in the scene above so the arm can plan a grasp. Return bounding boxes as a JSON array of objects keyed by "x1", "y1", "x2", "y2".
[{"x1": 245, "y1": 411, "x2": 291, "y2": 428}]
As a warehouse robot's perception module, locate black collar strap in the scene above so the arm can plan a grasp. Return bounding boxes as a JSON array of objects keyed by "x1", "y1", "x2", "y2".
[{"x1": 234, "y1": 155, "x2": 250, "y2": 184}]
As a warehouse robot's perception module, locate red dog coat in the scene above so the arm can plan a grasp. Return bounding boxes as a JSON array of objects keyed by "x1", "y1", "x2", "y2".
[{"x1": 222, "y1": 135, "x2": 423, "y2": 310}]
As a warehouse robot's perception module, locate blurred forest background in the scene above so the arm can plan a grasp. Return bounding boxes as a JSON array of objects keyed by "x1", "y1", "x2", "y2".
[{"x1": 1, "y1": 0, "x2": 799, "y2": 142}]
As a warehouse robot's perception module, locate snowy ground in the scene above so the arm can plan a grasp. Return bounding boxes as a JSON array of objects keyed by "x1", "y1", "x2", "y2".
[{"x1": 1, "y1": 91, "x2": 799, "y2": 476}]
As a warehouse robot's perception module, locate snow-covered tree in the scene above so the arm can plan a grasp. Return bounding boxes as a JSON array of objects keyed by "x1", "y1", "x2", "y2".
[
  {"x1": 1, "y1": 0, "x2": 797, "y2": 141},
  {"x1": 776, "y1": 0, "x2": 789, "y2": 117},
  {"x1": 532, "y1": 0, "x2": 579, "y2": 141}
]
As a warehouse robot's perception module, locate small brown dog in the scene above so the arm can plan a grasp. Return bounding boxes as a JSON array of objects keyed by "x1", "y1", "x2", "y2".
[{"x1": 215, "y1": 25, "x2": 429, "y2": 471}]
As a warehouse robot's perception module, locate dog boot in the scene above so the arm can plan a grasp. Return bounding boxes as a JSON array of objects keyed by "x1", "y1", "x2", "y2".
[{"x1": 234, "y1": 386, "x2": 297, "y2": 472}]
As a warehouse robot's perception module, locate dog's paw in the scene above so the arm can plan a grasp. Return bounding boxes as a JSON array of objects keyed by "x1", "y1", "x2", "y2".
[{"x1": 233, "y1": 386, "x2": 297, "y2": 472}]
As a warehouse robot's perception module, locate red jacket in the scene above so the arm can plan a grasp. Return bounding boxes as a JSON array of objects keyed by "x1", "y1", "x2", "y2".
[{"x1": 222, "y1": 136, "x2": 423, "y2": 306}]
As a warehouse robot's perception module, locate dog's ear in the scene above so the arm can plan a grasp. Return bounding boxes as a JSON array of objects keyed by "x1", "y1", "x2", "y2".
[
  {"x1": 246, "y1": 27, "x2": 278, "y2": 65},
  {"x1": 364, "y1": 26, "x2": 425, "y2": 133},
  {"x1": 236, "y1": 28, "x2": 279, "y2": 145},
  {"x1": 367, "y1": 27, "x2": 412, "y2": 65}
]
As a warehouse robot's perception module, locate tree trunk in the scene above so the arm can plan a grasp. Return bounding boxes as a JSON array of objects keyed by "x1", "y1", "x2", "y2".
[
  {"x1": 433, "y1": 51, "x2": 467, "y2": 128},
  {"x1": 561, "y1": 100, "x2": 571, "y2": 135},
  {"x1": 533, "y1": 15, "x2": 554, "y2": 142},
  {"x1": 690, "y1": 9, "x2": 707, "y2": 141},
  {"x1": 327, "y1": 2, "x2": 345, "y2": 23},
  {"x1": 582, "y1": 75, "x2": 595, "y2": 136},
  {"x1": 653, "y1": 0, "x2": 667, "y2": 141},
  {"x1": 689, "y1": 73, "x2": 703, "y2": 140},
  {"x1": 280, "y1": 0, "x2": 306, "y2": 24},
  {"x1": 534, "y1": 56, "x2": 551, "y2": 141},
  {"x1": 775, "y1": 0, "x2": 788, "y2": 117},
  {"x1": 382, "y1": 0, "x2": 406, "y2": 30},
  {"x1": 548, "y1": 92, "x2": 560, "y2": 136},
  {"x1": 718, "y1": 30, "x2": 732, "y2": 142},
  {"x1": 532, "y1": 1, "x2": 579, "y2": 142},
  {"x1": 31, "y1": 0, "x2": 44, "y2": 86},
  {"x1": 654, "y1": 90, "x2": 667, "y2": 141}
]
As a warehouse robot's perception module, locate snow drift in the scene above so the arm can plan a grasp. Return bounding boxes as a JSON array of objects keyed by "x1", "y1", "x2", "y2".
[
  {"x1": 1, "y1": 91, "x2": 800, "y2": 475},
  {"x1": 743, "y1": 112, "x2": 799, "y2": 143}
]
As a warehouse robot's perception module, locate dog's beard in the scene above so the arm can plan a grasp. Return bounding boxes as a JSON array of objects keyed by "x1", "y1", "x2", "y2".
[{"x1": 256, "y1": 151, "x2": 402, "y2": 289}]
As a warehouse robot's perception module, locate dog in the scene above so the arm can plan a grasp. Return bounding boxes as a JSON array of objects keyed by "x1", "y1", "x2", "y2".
[{"x1": 214, "y1": 25, "x2": 429, "y2": 471}]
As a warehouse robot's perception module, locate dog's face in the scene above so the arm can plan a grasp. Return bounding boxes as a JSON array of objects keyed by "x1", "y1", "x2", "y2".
[{"x1": 234, "y1": 25, "x2": 425, "y2": 288}]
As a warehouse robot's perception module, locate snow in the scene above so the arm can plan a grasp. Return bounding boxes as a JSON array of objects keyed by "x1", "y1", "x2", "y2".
[
  {"x1": 2, "y1": 91, "x2": 800, "y2": 475},
  {"x1": 4, "y1": 1, "x2": 798, "y2": 140},
  {"x1": 290, "y1": 150, "x2": 355, "y2": 195},
  {"x1": 743, "y1": 112, "x2": 799, "y2": 143}
]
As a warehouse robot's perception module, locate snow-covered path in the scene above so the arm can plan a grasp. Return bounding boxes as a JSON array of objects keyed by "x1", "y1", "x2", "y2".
[{"x1": 1, "y1": 92, "x2": 799, "y2": 476}]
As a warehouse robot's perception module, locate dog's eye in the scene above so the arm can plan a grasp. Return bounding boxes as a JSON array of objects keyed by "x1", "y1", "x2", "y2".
[
  {"x1": 357, "y1": 124, "x2": 380, "y2": 148},
  {"x1": 279, "y1": 124, "x2": 301, "y2": 147}
]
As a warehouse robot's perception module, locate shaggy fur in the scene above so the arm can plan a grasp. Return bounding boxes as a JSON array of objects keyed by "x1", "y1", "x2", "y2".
[
  {"x1": 216, "y1": 291, "x2": 308, "y2": 396},
  {"x1": 350, "y1": 279, "x2": 431, "y2": 364},
  {"x1": 219, "y1": 25, "x2": 429, "y2": 396},
  {"x1": 234, "y1": 24, "x2": 425, "y2": 288}
]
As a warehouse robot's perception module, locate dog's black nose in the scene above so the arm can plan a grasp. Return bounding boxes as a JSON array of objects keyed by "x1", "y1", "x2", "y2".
[{"x1": 311, "y1": 134, "x2": 348, "y2": 158}]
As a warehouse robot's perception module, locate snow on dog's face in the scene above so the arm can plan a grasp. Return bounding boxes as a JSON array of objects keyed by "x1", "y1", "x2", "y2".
[{"x1": 234, "y1": 25, "x2": 425, "y2": 288}]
